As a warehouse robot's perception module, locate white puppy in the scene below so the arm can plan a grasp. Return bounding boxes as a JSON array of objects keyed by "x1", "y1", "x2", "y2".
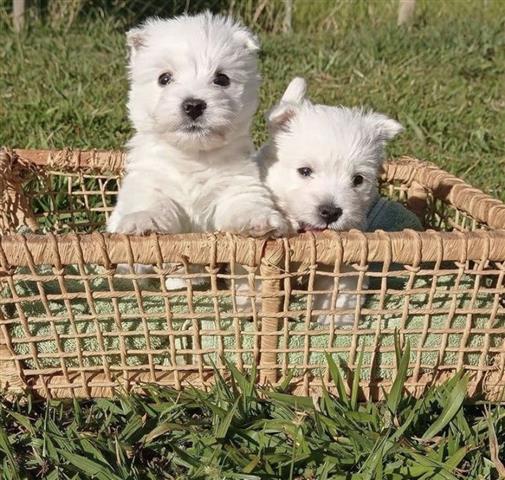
[
  {"x1": 107, "y1": 12, "x2": 287, "y2": 287},
  {"x1": 258, "y1": 78, "x2": 403, "y2": 325}
]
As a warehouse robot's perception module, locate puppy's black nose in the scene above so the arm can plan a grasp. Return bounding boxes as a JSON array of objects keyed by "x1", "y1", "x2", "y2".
[
  {"x1": 182, "y1": 98, "x2": 207, "y2": 120},
  {"x1": 318, "y1": 205, "x2": 343, "y2": 224}
]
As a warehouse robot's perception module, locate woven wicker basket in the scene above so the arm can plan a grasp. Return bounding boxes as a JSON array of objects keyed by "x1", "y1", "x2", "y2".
[{"x1": 1, "y1": 148, "x2": 505, "y2": 400}]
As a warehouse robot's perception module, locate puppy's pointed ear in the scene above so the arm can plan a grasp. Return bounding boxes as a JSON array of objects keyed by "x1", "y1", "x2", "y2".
[
  {"x1": 280, "y1": 77, "x2": 307, "y2": 104},
  {"x1": 234, "y1": 28, "x2": 260, "y2": 52},
  {"x1": 366, "y1": 112, "x2": 404, "y2": 143},
  {"x1": 126, "y1": 26, "x2": 146, "y2": 61},
  {"x1": 268, "y1": 77, "x2": 307, "y2": 131}
]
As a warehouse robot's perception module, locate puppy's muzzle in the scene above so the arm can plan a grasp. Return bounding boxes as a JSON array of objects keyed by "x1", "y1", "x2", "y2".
[{"x1": 182, "y1": 98, "x2": 207, "y2": 120}]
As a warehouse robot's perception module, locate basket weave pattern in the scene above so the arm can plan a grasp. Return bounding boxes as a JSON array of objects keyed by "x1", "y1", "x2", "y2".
[{"x1": 1, "y1": 148, "x2": 505, "y2": 400}]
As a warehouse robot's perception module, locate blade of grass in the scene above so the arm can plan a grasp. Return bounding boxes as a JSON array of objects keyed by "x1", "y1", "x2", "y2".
[
  {"x1": 216, "y1": 398, "x2": 239, "y2": 440},
  {"x1": 0, "y1": 426, "x2": 20, "y2": 480},
  {"x1": 387, "y1": 339, "x2": 411, "y2": 415},
  {"x1": 486, "y1": 408, "x2": 505, "y2": 477},
  {"x1": 56, "y1": 449, "x2": 123, "y2": 480},
  {"x1": 422, "y1": 375, "x2": 468, "y2": 440},
  {"x1": 325, "y1": 352, "x2": 349, "y2": 407},
  {"x1": 351, "y1": 345, "x2": 365, "y2": 411}
]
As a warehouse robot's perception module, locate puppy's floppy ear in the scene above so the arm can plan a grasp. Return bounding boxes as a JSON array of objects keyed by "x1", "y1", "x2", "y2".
[
  {"x1": 267, "y1": 77, "x2": 307, "y2": 131},
  {"x1": 365, "y1": 112, "x2": 404, "y2": 143},
  {"x1": 234, "y1": 28, "x2": 260, "y2": 52},
  {"x1": 126, "y1": 26, "x2": 146, "y2": 61}
]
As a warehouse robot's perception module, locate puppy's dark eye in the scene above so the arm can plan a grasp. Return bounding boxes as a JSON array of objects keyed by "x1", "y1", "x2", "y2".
[
  {"x1": 353, "y1": 174, "x2": 364, "y2": 187},
  {"x1": 158, "y1": 73, "x2": 172, "y2": 86},
  {"x1": 214, "y1": 72, "x2": 230, "y2": 87},
  {"x1": 298, "y1": 167, "x2": 313, "y2": 177}
]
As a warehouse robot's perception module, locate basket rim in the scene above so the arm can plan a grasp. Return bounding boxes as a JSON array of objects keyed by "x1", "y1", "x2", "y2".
[{"x1": 0, "y1": 229, "x2": 505, "y2": 268}]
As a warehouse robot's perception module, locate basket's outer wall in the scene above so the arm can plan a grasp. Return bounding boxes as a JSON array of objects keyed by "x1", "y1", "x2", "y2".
[
  {"x1": 1, "y1": 148, "x2": 505, "y2": 401},
  {"x1": 0, "y1": 149, "x2": 39, "y2": 233}
]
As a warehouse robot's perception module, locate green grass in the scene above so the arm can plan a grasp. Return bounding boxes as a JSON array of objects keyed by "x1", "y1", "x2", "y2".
[
  {"x1": 0, "y1": 354, "x2": 504, "y2": 479},
  {"x1": 0, "y1": 0, "x2": 504, "y2": 199}
]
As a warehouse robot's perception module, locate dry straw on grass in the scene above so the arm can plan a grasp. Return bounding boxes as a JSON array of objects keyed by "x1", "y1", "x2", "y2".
[{"x1": 1, "y1": 148, "x2": 505, "y2": 400}]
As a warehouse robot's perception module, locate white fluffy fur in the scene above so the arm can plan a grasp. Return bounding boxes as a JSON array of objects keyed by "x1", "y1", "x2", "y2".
[
  {"x1": 258, "y1": 77, "x2": 404, "y2": 324},
  {"x1": 107, "y1": 12, "x2": 288, "y2": 288}
]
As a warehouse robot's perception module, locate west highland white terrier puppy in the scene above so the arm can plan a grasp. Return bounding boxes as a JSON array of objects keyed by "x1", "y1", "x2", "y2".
[
  {"x1": 258, "y1": 78, "x2": 403, "y2": 325},
  {"x1": 107, "y1": 12, "x2": 287, "y2": 288}
]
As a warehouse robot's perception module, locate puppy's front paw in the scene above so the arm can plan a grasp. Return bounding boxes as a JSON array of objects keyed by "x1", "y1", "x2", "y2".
[
  {"x1": 316, "y1": 291, "x2": 365, "y2": 327},
  {"x1": 164, "y1": 263, "x2": 208, "y2": 291},
  {"x1": 318, "y1": 313, "x2": 355, "y2": 327},
  {"x1": 165, "y1": 276, "x2": 207, "y2": 290},
  {"x1": 164, "y1": 277, "x2": 188, "y2": 290},
  {"x1": 241, "y1": 210, "x2": 290, "y2": 238},
  {"x1": 114, "y1": 211, "x2": 172, "y2": 235}
]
